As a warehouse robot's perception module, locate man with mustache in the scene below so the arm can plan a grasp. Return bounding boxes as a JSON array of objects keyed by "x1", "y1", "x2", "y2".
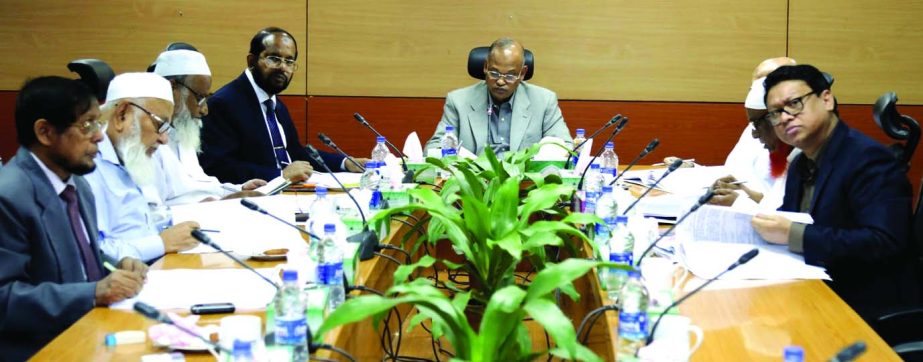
[
  {"x1": 424, "y1": 37, "x2": 572, "y2": 157},
  {"x1": 84, "y1": 73, "x2": 201, "y2": 263},
  {"x1": 200, "y1": 27, "x2": 366, "y2": 184},
  {"x1": 0, "y1": 76, "x2": 145, "y2": 359},
  {"x1": 751, "y1": 64, "x2": 917, "y2": 319},
  {"x1": 147, "y1": 49, "x2": 267, "y2": 206}
]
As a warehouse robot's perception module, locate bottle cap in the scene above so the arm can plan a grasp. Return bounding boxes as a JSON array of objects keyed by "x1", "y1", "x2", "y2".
[
  {"x1": 316, "y1": 186, "x2": 327, "y2": 195},
  {"x1": 324, "y1": 223, "x2": 336, "y2": 233},
  {"x1": 627, "y1": 270, "x2": 641, "y2": 278},
  {"x1": 445, "y1": 125, "x2": 454, "y2": 132},
  {"x1": 282, "y1": 269, "x2": 298, "y2": 282},
  {"x1": 590, "y1": 163, "x2": 600, "y2": 169},
  {"x1": 376, "y1": 136, "x2": 385, "y2": 143},
  {"x1": 576, "y1": 128, "x2": 585, "y2": 136},
  {"x1": 602, "y1": 186, "x2": 613, "y2": 193},
  {"x1": 605, "y1": 141, "x2": 614, "y2": 148},
  {"x1": 616, "y1": 215, "x2": 629, "y2": 224},
  {"x1": 783, "y1": 346, "x2": 804, "y2": 360}
]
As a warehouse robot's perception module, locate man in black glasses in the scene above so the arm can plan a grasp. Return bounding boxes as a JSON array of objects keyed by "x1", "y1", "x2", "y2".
[
  {"x1": 84, "y1": 73, "x2": 202, "y2": 263},
  {"x1": 424, "y1": 37, "x2": 572, "y2": 157},
  {"x1": 200, "y1": 27, "x2": 365, "y2": 184},
  {"x1": 751, "y1": 64, "x2": 917, "y2": 320}
]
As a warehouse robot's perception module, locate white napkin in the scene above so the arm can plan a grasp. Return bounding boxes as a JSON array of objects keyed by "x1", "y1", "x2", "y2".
[
  {"x1": 402, "y1": 132, "x2": 424, "y2": 163},
  {"x1": 574, "y1": 138, "x2": 594, "y2": 174}
]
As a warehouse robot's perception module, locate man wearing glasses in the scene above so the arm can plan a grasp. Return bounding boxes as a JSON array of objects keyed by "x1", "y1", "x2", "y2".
[
  {"x1": 200, "y1": 27, "x2": 365, "y2": 184},
  {"x1": 84, "y1": 73, "x2": 202, "y2": 263},
  {"x1": 424, "y1": 37, "x2": 572, "y2": 157},
  {"x1": 751, "y1": 64, "x2": 917, "y2": 320},
  {"x1": 147, "y1": 49, "x2": 267, "y2": 206}
]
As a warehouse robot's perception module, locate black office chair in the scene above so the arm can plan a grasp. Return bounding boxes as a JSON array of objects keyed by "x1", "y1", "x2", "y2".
[
  {"x1": 146, "y1": 42, "x2": 199, "y2": 72},
  {"x1": 67, "y1": 59, "x2": 115, "y2": 103},
  {"x1": 874, "y1": 308, "x2": 923, "y2": 361},
  {"x1": 467, "y1": 46, "x2": 534, "y2": 80},
  {"x1": 873, "y1": 92, "x2": 920, "y2": 171}
]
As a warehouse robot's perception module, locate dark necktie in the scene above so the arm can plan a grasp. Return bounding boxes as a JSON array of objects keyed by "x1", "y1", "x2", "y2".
[
  {"x1": 263, "y1": 99, "x2": 291, "y2": 169},
  {"x1": 799, "y1": 158, "x2": 818, "y2": 185},
  {"x1": 60, "y1": 185, "x2": 102, "y2": 281}
]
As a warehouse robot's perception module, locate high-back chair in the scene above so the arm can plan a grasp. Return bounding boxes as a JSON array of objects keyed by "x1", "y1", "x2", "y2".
[
  {"x1": 67, "y1": 59, "x2": 115, "y2": 103},
  {"x1": 467, "y1": 46, "x2": 535, "y2": 80},
  {"x1": 873, "y1": 92, "x2": 920, "y2": 170}
]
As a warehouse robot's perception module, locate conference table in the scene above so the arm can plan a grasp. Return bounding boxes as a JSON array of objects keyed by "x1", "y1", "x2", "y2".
[{"x1": 33, "y1": 183, "x2": 900, "y2": 361}]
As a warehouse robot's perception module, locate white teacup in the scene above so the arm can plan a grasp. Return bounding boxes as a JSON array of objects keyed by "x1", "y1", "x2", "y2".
[
  {"x1": 639, "y1": 315, "x2": 703, "y2": 362},
  {"x1": 640, "y1": 257, "x2": 677, "y2": 311}
]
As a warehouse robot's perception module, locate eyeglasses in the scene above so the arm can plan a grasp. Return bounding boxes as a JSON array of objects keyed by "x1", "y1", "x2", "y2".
[
  {"x1": 766, "y1": 91, "x2": 816, "y2": 126},
  {"x1": 261, "y1": 55, "x2": 299, "y2": 70},
  {"x1": 73, "y1": 118, "x2": 107, "y2": 135},
  {"x1": 486, "y1": 70, "x2": 521, "y2": 83},
  {"x1": 749, "y1": 114, "x2": 770, "y2": 138},
  {"x1": 175, "y1": 81, "x2": 209, "y2": 108},
  {"x1": 127, "y1": 102, "x2": 173, "y2": 134}
]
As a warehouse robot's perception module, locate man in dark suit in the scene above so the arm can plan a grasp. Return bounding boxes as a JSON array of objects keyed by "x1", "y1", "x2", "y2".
[
  {"x1": 200, "y1": 27, "x2": 367, "y2": 184},
  {"x1": 0, "y1": 76, "x2": 146, "y2": 360},
  {"x1": 751, "y1": 64, "x2": 918, "y2": 319}
]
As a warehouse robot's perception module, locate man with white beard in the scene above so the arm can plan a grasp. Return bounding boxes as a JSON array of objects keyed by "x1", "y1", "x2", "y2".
[
  {"x1": 84, "y1": 73, "x2": 201, "y2": 263},
  {"x1": 147, "y1": 49, "x2": 266, "y2": 206}
]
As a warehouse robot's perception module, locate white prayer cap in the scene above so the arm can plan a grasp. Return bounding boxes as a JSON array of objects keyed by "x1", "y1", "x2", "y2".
[
  {"x1": 106, "y1": 72, "x2": 173, "y2": 104},
  {"x1": 152, "y1": 49, "x2": 211, "y2": 77},
  {"x1": 744, "y1": 77, "x2": 767, "y2": 110}
]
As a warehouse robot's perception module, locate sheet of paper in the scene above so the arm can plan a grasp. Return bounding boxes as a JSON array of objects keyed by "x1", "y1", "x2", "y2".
[
  {"x1": 679, "y1": 241, "x2": 830, "y2": 280},
  {"x1": 678, "y1": 204, "x2": 813, "y2": 250},
  {"x1": 109, "y1": 268, "x2": 279, "y2": 311},
  {"x1": 657, "y1": 166, "x2": 735, "y2": 196},
  {"x1": 303, "y1": 172, "x2": 363, "y2": 189}
]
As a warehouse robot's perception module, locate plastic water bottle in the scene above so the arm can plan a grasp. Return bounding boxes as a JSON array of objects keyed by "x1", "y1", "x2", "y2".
[
  {"x1": 317, "y1": 224, "x2": 345, "y2": 311},
  {"x1": 616, "y1": 270, "x2": 649, "y2": 360},
  {"x1": 274, "y1": 270, "x2": 307, "y2": 346},
  {"x1": 594, "y1": 217, "x2": 614, "y2": 288},
  {"x1": 441, "y1": 125, "x2": 459, "y2": 154},
  {"x1": 572, "y1": 129, "x2": 586, "y2": 168},
  {"x1": 359, "y1": 161, "x2": 381, "y2": 191},
  {"x1": 595, "y1": 186, "x2": 619, "y2": 220},
  {"x1": 371, "y1": 136, "x2": 390, "y2": 162},
  {"x1": 600, "y1": 141, "x2": 619, "y2": 184},
  {"x1": 607, "y1": 216, "x2": 634, "y2": 302},
  {"x1": 783, "y1": 346, "x2": 804, "y2": 362}
]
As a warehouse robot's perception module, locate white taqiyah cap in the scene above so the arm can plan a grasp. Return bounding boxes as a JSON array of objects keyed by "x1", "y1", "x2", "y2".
[
  {"x1": 744, "y1": 77, "x2": 767, "y2": 110},
  {"x1": 152, "y1": 49, "x2": 211, "y2": 77},
  {"x1": 105, "y1": 72, "x2": 173, "y2": 104}
]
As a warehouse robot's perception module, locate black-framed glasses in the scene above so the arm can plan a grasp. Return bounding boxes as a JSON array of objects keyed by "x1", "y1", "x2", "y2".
[
  {"x1": 175, "y1": 81, "x2": 209, "y2": 107},
  {"x1": 127, "y1": 102, "x2": 173, "y2": 134},
  {"x1": 72, "y1": 118, "x2": 107, "y2": 135},
  {"x1": 486, "y1": 70, "x2": 521, "y2": 83},
  {"x1": 766, "y1": 91, "x2": 816, "y2": 126},
  {"x1": 261, "y1": 55, "x2": 299, "y2": 70}
]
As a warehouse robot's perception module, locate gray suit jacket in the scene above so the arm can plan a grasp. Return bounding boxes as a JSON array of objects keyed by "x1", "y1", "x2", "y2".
[
  {"x1": 0, "y1": 147, "x2": 103, "y2": 361},
  {"x1": 424, "y1": 81, "x2": 572, "y2": 155}
]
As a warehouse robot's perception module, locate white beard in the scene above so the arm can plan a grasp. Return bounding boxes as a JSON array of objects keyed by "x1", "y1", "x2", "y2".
[
  {"x1": 117, "y1": 115, "x2": 156, "y2": 186},
  {"x1": 170, "y1": 98, "x2": 202, "y2": 154}
]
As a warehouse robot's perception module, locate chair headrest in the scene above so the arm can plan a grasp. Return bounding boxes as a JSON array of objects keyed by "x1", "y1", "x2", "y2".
[
  {"x1": 146, "y1": 42, "x2": 199, "y2": 72},
  {"x1": 467, "y1": 46, "x2": 534, "y2": 81},
  {"x1": 67, "y1": 59, "x2": 115, "y2": 103},
  {"x1": 873, "y1": 91, "x2": 921, "y2": 168}
]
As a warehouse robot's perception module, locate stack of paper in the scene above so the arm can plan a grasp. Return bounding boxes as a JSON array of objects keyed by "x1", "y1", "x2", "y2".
[{"x1": 109, "y1": 268, "x2": 279, "y2": 311}]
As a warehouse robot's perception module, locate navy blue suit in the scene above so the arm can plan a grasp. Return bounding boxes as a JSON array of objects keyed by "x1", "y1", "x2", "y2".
[
  {"x1": 200, "y1": 72, "x2": 345, "y2": 184},
  {"x1": 780, "y1": 120, "x2": 918, "y2": 319}
]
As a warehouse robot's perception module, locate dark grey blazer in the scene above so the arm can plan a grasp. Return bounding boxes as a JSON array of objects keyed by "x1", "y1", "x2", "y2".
[{"x1": 0, "y1": 147, "x2": 104, "y2": 361}]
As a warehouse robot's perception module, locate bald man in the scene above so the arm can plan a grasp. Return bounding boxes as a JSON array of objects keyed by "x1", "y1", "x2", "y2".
[{"x1": 424, "y1": 37, "x2": 572, "y2": 157}]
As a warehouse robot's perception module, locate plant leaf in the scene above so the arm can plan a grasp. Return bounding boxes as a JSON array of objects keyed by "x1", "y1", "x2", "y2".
[
  {"x1": 523, "y1": 297, "x2": 582, "y2": 359},
  {"x1": 524, "y1": 258, "x2": 599, "y2": 302}
]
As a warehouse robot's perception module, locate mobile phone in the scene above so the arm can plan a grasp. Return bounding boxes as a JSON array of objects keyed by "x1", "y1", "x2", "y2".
[{"x1": 190, "y1": 302, "x2": 235, "y2": 315}]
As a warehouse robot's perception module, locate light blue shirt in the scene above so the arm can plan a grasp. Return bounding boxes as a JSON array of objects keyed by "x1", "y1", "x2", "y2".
[{"x1": 84, "y1": 133, "x2": 165, "y2": 262}]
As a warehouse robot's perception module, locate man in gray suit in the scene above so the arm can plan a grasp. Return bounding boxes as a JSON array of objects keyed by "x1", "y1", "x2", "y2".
[
  {"x1": 0, "y1": 76, "x2": 146, "y2": 360},
  {"x1": 425, "y1": 37, "x2": 572, "y2": 157}
]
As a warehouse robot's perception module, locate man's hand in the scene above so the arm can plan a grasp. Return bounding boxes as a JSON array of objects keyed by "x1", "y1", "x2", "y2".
[
  {"x1": 282, "y1": 161, "x2": 314, "y2": 183},
  {"x1": 661, "y1": 156, "x2": 694, "y2": 168},
  {"x1": 160, "y1": 221, "x2": 201, "y2": 253},
  {"x1": 241, "y1": 178, "x2": 268, "y2": 191},
  {"x1": 345, "y1": 158, "x2": 371, "y2": 173},
  {"x1": 222, "y1": 190, "x2": 264, "y2": 200},
  {"x1": 711, "y1": 175, "x2": 763, "y2": 204},
  {"x1": 751, "y1": 214, "x2": 792, "y2": 245},
  {"x1": 709, "y1": 187, "x2": 740, "y2": 206},
  {"x1": 95, "y1": 269, "x2": 143, "y2": 306},
  {"x1": 117, "y1": 257, "x2": 148, "y2": 280}
]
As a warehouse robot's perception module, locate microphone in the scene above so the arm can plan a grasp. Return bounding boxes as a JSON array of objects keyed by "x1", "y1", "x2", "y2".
[
  {"x1": 828, "y1": 341, "x2": 866, "y2": 362},
  {"x1": 191, "y1": 230, "x2": 280, "y2": 292},
  {"x1": 609, "y1": 138, "x2": 660, "y2": 186},
  {"x1": 565, "y1": 114, "x2": 623, "y2": 166},
  {"x1": 318, "y1": 132, "x2": 365, "y2": 172},
  {"x1": 576, "y1": 117, "x2": 629, "y2": 190},
  {"x1": 646, "y1": 248, "x2": 759, "y2": 345},
  {"x1": 353, "y1": 113, "x2": 414, "y2": 183},
  {"x1": 634, "y1": 187, "x2": 714, "y2": 267},
  {"x1": 305, "y1": 145, "x2": 379, "y2": 254},
  {"x1": 133, "y1": 301, "x2": 232, "y2": 354},
  {"x1": 621, "y1": 158, "x2": 683, "y2": 215},
  {"x1": 240, "y1": 199, "x2": 321, "y2": 242}
]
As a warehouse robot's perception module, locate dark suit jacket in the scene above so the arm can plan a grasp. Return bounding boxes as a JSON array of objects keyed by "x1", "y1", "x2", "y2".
[
  {"x1": 0, "y1": 147, "x2": 105, "y2": 361},
  {"x1": 200, "y1": 72, "x2": 345, "y2": 184},
  {"x1": 780, "y1": 120, "x2": 918, "y2": 319}
]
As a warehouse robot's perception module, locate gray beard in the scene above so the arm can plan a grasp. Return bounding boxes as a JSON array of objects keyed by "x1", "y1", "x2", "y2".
[
  {"x1": 171, "y1": 106, "x2": 202, "y2": 154},
  {"x1": 117, "y1": 115, "x2": 156, "y2": 187}
]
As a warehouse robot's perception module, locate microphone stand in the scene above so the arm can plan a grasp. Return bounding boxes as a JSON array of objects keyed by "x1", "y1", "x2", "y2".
[
  {"x1": 317, "y1": 132, "x2": 365, "y2": 172},
  {"x1": 565, "y1": 114, "x2": 623, "y2": 167},
  {"x1": 634, "y1": 187, "x2": 714, "y2": 267},
  {"x1": 191, "y1": 230, "x2": 281, "y2": 292},
  {"x1": 576, "y1": 117, "x2": 629, "y2": 190},
  {"x1": 240, "y1": 199, "x2": 321, "y2": 241},
  {"x1": 621, "y1": 158, "x2": 684, "y2": 215},
  {"x1": 609, "y1": 138, "x2": 660, "y2": 186}
]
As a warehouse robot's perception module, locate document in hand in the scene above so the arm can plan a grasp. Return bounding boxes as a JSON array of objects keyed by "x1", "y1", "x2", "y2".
[{"x1": 254, "y1": 175, "x2": 291, "y2": 195}]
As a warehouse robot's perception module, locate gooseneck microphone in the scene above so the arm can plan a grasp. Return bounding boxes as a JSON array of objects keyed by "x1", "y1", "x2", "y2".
[
  {"x1": 828, "y1": 341, "x2": 866, "y2": 362},
  {"x1": 353, "y1": 113, "x2": 414, "y2": 183},
  {"x1": 305, "y1": 145, "x2": 380, "y2": 254},
  {"x1": 565, "y1": 114, "x2": 623, "y2": 166},
  {"x1": 317, "y1": 132, "x2": 365, "y2": 172},
  {"x1": 609, "y1": 138, "x2": 660, "y2": 186},
  {"x1": 645, "y1": 248, "x2": 759, "y2": 345},
  {"x1": 634, "y1": 187, "x2": 714, "y2": 267},
  {"x1": 240, "y1": 198, "x2": 321, "y2": 241},
  {"x1": 576, "y1": 117, "x2": 630, "y2": 190},
  {"x1": 191, "y1": 230, "x2": 280, "y2": 292},
  {"x1": 621, "y1": 158, "x2": 684, "y2": 215},
  {"x1": 134, "y1": 301, "x2": 232, "y2": 354}
]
